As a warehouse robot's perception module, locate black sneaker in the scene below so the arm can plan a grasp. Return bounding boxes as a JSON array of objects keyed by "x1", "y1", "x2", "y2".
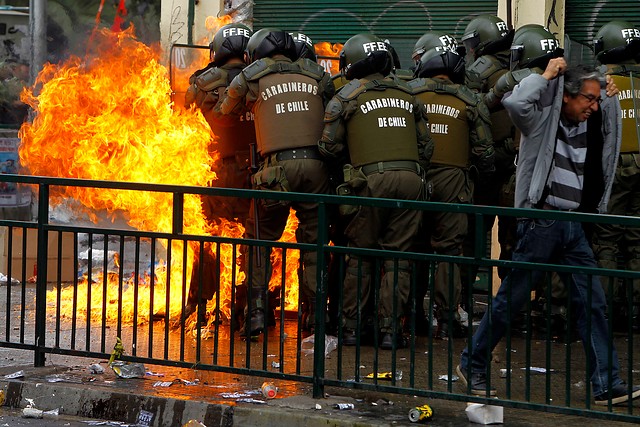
[
  {"x1": 594, "y1": 383, "x2": 640, "y2": 406},
  {"x1": 456, "y1": 365, "x2": 497, "y2": 396}
]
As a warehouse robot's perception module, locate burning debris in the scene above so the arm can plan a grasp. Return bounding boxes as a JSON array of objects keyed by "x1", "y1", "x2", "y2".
[{"x1": 17, "y1": 19, "x2": 303, "y2": 331}]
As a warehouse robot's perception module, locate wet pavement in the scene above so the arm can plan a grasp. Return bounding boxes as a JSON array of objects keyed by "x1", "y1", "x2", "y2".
[{"x1": 2, "y1": 278, "x2": 640, "y2": 425}]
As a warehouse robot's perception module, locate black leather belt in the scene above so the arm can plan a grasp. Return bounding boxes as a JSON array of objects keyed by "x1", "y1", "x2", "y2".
[
  {"x1": 360, "y1": 161, "x2": 421, "y2": 176},
  {"x1": 273, "y1": 147, "x2": 322, "y2": 161}
]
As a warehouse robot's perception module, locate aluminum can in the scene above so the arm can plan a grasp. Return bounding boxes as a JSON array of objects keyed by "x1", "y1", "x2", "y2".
[
  {"x1": 408, "y1": 404, "x2": 433, "y2": 422},
  {"x1": 334, "y1": 403, "x2": 354, "y2": 410}
]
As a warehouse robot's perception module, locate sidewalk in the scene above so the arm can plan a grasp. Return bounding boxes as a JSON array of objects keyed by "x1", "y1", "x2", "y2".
[{"x1": 0, "y1": 359, "x2": 635, "y2": 427}]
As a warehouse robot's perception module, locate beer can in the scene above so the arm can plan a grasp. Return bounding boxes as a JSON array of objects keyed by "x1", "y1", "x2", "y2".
[
  {"x1": 261, "y1": 382, "x2": 277, "y2": 399},
  {"x1": 334, "y1": 403, "x2": 354, "y2": 410},
  {"x1": 408, "y1": 404, "x2": 433, "y2": 422}
]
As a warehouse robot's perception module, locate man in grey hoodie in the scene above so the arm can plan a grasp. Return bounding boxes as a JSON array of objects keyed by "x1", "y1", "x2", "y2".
[{"x1": 457, "y1": 58, "x2": 640, "y2": 406}]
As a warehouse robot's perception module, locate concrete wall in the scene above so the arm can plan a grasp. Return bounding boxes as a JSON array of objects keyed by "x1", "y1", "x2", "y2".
[
  {"x1": 500, "y1": 0, "x2": 566, "y2": 44},
  {"x1": 159, "y1": 0, "x2": 223, "y2": 53}
]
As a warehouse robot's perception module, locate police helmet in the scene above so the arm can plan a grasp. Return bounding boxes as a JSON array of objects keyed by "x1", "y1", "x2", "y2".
[
  {"x1": 339, "y1": 33, "x2": 394, "y2": 80},
  {"x1": 209, "y1": 23, "x2": 252, "y2": 66},
  {"x1": 461, "y1": 14, "x2": 514, "y2": 59},
  {"x1": 593, "y1": 20, "x2": 640, "y2": 64},
  {"x1": 385, "y1": 41, "x2": 402, "y2": 70},
  {"x1": 413, "y1": 32, "x2": 465, "y2": 83},
  {"x1": 290, "y1": 32, "x2": 317, "y2": 61},
  {"x1": 509, "y1": 25, "x2": 564, "y2": 70},
  {"x1": 245, "y1": 28, "x2": 298, "y2": 63},
  {"x1": 412, "y1": 32, "x2": 458, "y2": 63}
]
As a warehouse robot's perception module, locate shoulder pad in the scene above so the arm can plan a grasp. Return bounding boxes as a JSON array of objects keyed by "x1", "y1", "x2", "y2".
[
  {"x1": 336, "y1": 79, "x2": 366, "y2": 101},
  {"x1": 242, "y1": 58, "x2": 275, "y2": 81},
  {"x1": 297, "y1": 58, "x2": 327, "y2": 81},
  {"x1": 455, "y1": 84, "x2": 482, "y2": 106},
  {"x1": 194, "y1": 67, "x2": 228, "y2": 92},
  {"x1": 466, "y1": 56, "x2": 504, "y2": 82},
  {"x1": 393, "y1": 78, "x2": 414, "y2": 95},
  {"x1": 409, "y1": 78, "x2": 480, "y2": 106},
  {"x1": 407, "y1": 78, "x2": 430, "y2": 94},
  {"x1": 324, "y1": 96, "x2": 344, "y2": 123},
  {"x1": 394, "y1": 69, "x2": 414, "y2": 82},
  {"x1": 511, "y1": 68, "x2": 533, "y2": 84}
]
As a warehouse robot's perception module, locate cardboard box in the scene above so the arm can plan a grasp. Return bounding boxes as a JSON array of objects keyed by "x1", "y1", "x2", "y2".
[{"x1": 1, "y1": 227, "x2": 76, "y2": 283}]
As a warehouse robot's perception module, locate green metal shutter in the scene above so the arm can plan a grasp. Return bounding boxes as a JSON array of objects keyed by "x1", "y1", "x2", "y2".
[
  {"x1": 565, "y1": 0, "x2": 640, "y2": 65},
  {"x1": 253, "y1": 0, "x2": 498, "y2": 69}
]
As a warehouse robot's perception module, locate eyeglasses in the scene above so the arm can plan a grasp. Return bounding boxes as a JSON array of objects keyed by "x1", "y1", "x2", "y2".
[{"x1": 578, "y1": 92, "x2": 603, "y2": 105}]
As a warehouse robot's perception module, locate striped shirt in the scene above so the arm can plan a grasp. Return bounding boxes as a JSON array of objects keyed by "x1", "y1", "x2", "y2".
[{"x1": 545, "y1": 119, "x2": 588, "y2": 210}]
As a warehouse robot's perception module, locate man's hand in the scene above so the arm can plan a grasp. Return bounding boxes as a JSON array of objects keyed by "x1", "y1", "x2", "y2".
[
  {"x1": 605, "y1": 74, "x2": 619, "y2": 97},
  {"x1": 541, "y1": 57, "x2": 567, "y2": 80}
]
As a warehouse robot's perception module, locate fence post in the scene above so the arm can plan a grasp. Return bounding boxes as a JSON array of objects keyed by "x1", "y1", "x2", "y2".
[
  {"x1": 313, "y1": 202, "x2": 329, "y2": 398},
  {"x1": 34, "y1": 183, "x2": 49, "y2": 366}
]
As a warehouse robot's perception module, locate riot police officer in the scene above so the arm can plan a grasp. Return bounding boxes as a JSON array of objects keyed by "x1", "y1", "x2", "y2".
[
  {"x1": 460, "y1": 15, "x2": 517, "y2": 295},
  {"x1": 180, "y1": 23, "x2": 255, "y2": 327},
  {"x1": 218, "y1": 28, "x2": 335, "y2": 337},
  {"x1": 319, "y1": 33, "x2": 432, "y2": 349},
  {"x1": 408, "y1": 32, "x2": 494, "y2": 340},
  {"x1": 591, "y1": 20, "x2": 640, "y2": 331}
]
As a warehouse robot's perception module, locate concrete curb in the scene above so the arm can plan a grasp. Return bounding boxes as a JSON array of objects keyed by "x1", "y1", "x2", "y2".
[
  {"x1": 2, "y1": 378, "x2": 233, "y2": 426},
  {"x1": 0, "y1": 366, "x2": 402, "y2": 426}
]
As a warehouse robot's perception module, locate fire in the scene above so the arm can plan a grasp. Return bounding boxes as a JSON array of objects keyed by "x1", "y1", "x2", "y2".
[
  {"x1": 314, "y1": 42, "x2": 343, "y2": 76},
  {"x1": 18, "y1": 26, "x2": 300, "y2": 327}
]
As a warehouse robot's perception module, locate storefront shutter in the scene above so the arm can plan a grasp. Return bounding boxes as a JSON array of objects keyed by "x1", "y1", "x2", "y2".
[
  {"x1": 565, "y1": 0, "x2": 640, "y2": 65},
  {"x1": 253, "y1": 0, "x2": 498, "y2": 71}
]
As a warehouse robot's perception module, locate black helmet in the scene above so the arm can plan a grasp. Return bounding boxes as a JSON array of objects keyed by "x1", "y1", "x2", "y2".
[
  {"x1": 339, "y1": 33, "x2": 394, "y2": 80},
  {"x1": 462, "y1": 14, "x2": 514, "y2": 59},
  {"x1": 413, "y1": 32, "x2": 465, "y2": 83},
  {"x1": 593, "y1": 20, "x2": 640, "y2": 64},
  {"x1": 412, "y1": 32, "x2": 457, "y2": 63},
  {"x1": 245, "y1": 28, "x2": 297, "y2": 62},
  {"x1": 509, "y1": 25, "x2": 563, "y2": 70},
  {"x1": 290, "y1": 31, "x2": 317, "y2": 61},
  {"x1": 209, "y1": 23, "x2": 252, "y2": 66},
  {"x1": 385, "y1": 41, "x2": 402, "y2": 70}
]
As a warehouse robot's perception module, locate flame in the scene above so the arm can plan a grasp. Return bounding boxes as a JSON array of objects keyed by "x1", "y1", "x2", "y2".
[
  {"x1": 269, "y1": 211, "x2": 299, "y2": 309},
  {"x1": 20, "y1": 25, "x2": 300, "y2": 327},
  {"x1": 314, "y1": 42, "x2": 342, "y2": 76}
]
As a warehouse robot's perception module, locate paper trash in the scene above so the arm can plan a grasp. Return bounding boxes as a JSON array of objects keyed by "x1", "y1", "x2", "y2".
[{"x1": 465, "y1": 403, "x2": 503, "y2": 424}]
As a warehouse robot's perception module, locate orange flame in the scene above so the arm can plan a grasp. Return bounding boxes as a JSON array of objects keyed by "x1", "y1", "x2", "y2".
[
  {"x1": 19, "y1": 25, "x2": 300, "y2": 326},
  {"x1": 315, "y1": 42, "x2": 342, "y2": 76}
]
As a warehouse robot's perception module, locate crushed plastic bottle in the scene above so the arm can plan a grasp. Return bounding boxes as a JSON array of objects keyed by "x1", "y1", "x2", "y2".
[
  {"x1": 261, "y1": 382, "x2": 277, "y2": 399},
  {"x1": 111, "y1": 361, "x2": 146, "y2": 378}
]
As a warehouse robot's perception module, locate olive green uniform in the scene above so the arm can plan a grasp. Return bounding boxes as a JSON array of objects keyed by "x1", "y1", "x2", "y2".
[
  {"x1": 319, "y1": 73, "x2": 433, "y2": 334},
  {"x1": 218, "y1": 55, "x2": 335, "y2": 321},
  {"x1": 408, "y1": 76, "x2": 494, "y2": 326},
  {"x1": 184, "y1": 62, "x2": 256, "y2": 307},
  {"x1": 592, "y1": 64, "x2": 640, "y2": 307},
  {"x1": 463, "y1": 51, "x2": 518, "y2": 282}
]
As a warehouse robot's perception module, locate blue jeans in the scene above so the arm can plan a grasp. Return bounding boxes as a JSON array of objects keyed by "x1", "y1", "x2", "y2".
[{"x1": 460, "y1": 218, "x2": 622, "y2": 396}]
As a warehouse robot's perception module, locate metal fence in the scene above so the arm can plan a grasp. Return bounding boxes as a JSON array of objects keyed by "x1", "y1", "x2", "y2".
[{"x1": 1, "y1": 174, "x2": 640, "y2": 423}]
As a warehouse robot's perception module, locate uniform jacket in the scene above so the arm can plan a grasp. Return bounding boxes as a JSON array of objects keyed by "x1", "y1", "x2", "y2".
[{"x1": 502, "y1": 73, "x2": 621, "y2": 213}]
